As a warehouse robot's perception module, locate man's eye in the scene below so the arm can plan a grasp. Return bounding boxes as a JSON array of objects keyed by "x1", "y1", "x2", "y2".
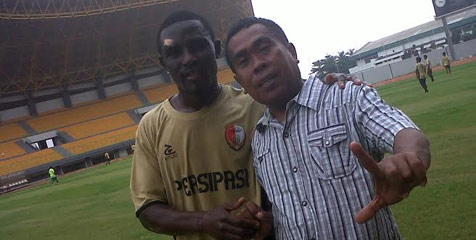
[
  {"x1": 189, "y1": 39, "x2": 209, "y2": 53},
  {"x1": 238, "y1": 58, "x2": 249, "y2": 67},
  {"x1": 259, "y1": 44, "x2": 270, "y2": 53},
  {"x1": 165, "y1": 47, "x2": 180, "y2": 57}
]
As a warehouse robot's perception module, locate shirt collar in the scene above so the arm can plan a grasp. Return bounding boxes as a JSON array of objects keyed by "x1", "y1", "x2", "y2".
[{"x1": 295, "y1": 74, "x2": 321, "y2": 112}]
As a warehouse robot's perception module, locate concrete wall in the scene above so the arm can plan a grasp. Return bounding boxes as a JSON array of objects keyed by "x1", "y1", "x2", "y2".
[
  {"x1": 138, "y1": 74, "x2": 165, "y2": 89},
  {"x1": 105, "y1": 82, "x2": 131, "y2": 97},
  {"x1": 353, "y1": 40, "x2": 476, "y2": 84},
  {"x1": 71, "y1": 90, "x2": 98, "y2": 106},
  {"x1": 454, "y1": 38, "x2": 476, "y2": 60},
  {"x1": 0, "y1": 106, "x2": 29, "y2": 122},
  {"x1": 36, "y1": 98, "x2": 64, "y2": 114}
]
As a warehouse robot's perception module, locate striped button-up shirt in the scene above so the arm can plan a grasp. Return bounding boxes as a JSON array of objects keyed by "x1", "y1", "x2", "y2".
[{"x1": 252, "y1": 76, "x2": 418, "y2": 240}]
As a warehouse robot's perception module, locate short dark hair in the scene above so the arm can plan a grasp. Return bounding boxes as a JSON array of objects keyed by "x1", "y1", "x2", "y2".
[
  {"x1": 423, "y1": 55, "x2": 428, "y2": 59},
  {"x1": 416, "y1": 56, "x2": 421, "y2": 62},
  {"x1": 157, "y1": 10, "x2": 215, "y2": 54},
  {"x1": 225, "y1": 17, "x2": 289, "y2": 72}
]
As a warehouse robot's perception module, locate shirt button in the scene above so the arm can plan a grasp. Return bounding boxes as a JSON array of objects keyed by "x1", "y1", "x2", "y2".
[
  {"x1": 283, "y1": 132, "x2": 289, "y2": 138},
  {"x1": 293, "y1": 167, "x2": 298, "y2": 173},
  {"x1": 302, "y1": 201, "x2": 307, "y2": 206},
  {"x1": 325, "y1": 140, "x2": 330, "y2": 145}
]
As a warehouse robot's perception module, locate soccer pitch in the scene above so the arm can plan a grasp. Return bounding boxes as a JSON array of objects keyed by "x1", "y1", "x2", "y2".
[{"x1": 1, "y1": 61, "x2": 475, "y2": 240}]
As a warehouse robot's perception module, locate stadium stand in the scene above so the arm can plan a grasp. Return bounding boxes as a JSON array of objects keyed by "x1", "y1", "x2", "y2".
[
  {"x1": 0, "y1": 149, "x2": 63, "y2": 176},
  {"x1": 59, "y1": 112, "x2": 135, "y2": 140},
  {"x1": 0, "y1": 123, "x2": 29, "y2": 142},
  {"x1": 26, "y1": 93, "x2": 143, "y2": 132},
  {"x1": 217, "y1": 68, "x2": 235, "y2": 85},
  {"x1": 143, "y1": 84, "x2": 178, "y2": 104},
  {"x1": 0, "y1": 141, "x2": 26, "y2": 159},
  {"x1": 62, "y1": 125, "x2": 137, "y2": 155},
  {"x1": 142, "y1": 68, "x2": 236, "y2": 104}
]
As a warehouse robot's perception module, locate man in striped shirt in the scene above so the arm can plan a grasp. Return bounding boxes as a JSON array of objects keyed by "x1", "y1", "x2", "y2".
[{"x1": 225, "y1": 17, "x2": 431, "y2": 239}]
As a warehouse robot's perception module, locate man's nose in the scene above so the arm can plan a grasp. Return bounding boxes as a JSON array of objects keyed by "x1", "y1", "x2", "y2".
[
  {"x1": 253, "y1": 55, "x2": 268, "y2": 75},
  {"x1": 181, "y1": 49, "x2": 197, "y2": 67}
]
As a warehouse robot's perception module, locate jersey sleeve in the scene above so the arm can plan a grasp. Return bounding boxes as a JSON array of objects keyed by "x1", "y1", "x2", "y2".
[
  {"x1": 354, "y1": 86, "x2": 419, "y2": 154},
  {"x1": 130, "y1": 113, "x2": 167, "y2": 217}
]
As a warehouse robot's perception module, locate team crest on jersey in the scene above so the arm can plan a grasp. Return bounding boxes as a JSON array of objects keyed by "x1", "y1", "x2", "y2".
[{"x1": 225, "y1": 125, "x2": 246, "y2": 151}]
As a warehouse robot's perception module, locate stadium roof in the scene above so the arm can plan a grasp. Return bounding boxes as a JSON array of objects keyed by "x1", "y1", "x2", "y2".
[
  {"x1": 351, "y1": 7, "x2": 476, "y2": 60},
  {"x1": 0, "y1": 0, "x2": 253, "y2": 95}
]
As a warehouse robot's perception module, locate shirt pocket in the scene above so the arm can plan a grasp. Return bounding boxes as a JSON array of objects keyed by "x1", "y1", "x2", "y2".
[{"x1": 307, "y1": 123, "x2": 357, "y2": 179}]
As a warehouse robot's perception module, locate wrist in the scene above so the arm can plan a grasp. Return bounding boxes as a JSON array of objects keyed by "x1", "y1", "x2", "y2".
[{"x1": 195, "y1": 211, "x2": 207, "y2": 233}]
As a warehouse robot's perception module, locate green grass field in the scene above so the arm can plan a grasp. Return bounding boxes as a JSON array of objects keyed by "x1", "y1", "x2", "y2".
[{"x1": 1, "y1": 61, "x2": 475, "y2": 240}]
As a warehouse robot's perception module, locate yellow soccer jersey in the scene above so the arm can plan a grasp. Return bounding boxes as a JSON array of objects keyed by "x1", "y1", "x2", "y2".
[
  {"x1": 426, "y1": 59, "x2": 431, "y2": 68},
  {"x1": 416, "y1": 63, "x2": 427, "y2": 79},
  {"x1": 130, "y1": 85, "x2": 265, "y2": 240},
  {"x1": 442, "y1": 56, "x2": 450, "y2": 66}
]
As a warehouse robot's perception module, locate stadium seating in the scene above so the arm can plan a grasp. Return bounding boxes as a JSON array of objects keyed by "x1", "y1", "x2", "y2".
[
  {"x1": 0, "y1": 123, "x2": 28, "y2": 143},
  {"x1": 59, "y1": 112, "x2": 135, "y2": 140},
  {"x1": 0, "y1": 141, "x2": 26, "y2": 159},
  {"x1": 0, "y1": 67, "x2": 235, "y2": 178},
  {"x1": 217, "y1": 68, "x2": 235, "y2": 85},
  {"x1": 26, "y1": 93, "x2": 143, "y2": 132},
  {"x1": 0, "y1": 149, "x2": 63, "y2": 176},
  {"x1": 62, "y1": 125, "x2": 137, "y2": 155},
  {"x1": 142, "y1": 68, "x2": 234, "y2": 104},
  {"x1": 143, "y1": 84, "x2": 178, "y2": 104}
]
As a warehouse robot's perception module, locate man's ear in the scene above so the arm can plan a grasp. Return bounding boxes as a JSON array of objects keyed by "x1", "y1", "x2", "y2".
[
  {"x1": 288, "y1": 42, "x2": 299, "y2": 63},
  {"x1": 158, "y1": 55, "x2": 165, "y2": 67},
  {"x1": 214, "y1": 39, "x2": 221, "y2": 58}
]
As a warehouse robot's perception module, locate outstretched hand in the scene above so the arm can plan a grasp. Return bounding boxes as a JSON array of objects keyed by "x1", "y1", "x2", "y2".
[
  {"x1": 350, "y1": 142, "x2": 427, "y2": 224},
  {"x1": 199, "y1": 197, "x2": 259, "y2": 240},
  {"x1": 323, "y1": 73, "x2": 367, "y2": 89}
]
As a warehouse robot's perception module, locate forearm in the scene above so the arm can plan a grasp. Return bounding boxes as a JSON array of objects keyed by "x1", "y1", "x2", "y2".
[
  {"x1": 394, "y1": 128, "x2": 431, "y2": 169},
  {"x1": 139, "y1": 203, "x2": 204, "y2": 236}
]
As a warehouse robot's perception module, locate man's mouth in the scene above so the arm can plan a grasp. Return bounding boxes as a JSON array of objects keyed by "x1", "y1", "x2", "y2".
[
  {"x1": 184, "y1": 70, "x2": 200, "y2": 80},
  {"x1": 259, "y1": 73, "x2": 277, "y2": 88}
]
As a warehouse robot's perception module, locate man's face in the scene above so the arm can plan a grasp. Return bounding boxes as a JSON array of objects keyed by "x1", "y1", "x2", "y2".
[
  {"x1": 159, "y1": 20, "x2": 219, "y2": 94},
  {"x1": 227, "y1": 24, "x2": 301, "y2": 107}
]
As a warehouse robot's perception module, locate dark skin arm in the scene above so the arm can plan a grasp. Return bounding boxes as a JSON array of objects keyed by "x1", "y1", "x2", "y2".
[
  {"x1": 139, "y1": 198, "x2": 259, "y2": 240},
  {"x1": 351, "y1": 128, "x2": 431, "y2": 223}
]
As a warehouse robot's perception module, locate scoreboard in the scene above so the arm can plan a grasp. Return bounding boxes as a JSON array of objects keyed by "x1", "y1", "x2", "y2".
[{"x1": 432, "y1": 0, "x2": 476, "y2": 17}]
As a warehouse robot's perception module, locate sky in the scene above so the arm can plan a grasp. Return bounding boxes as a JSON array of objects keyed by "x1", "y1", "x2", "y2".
[{"x1": 251, "y1": 0, "x2": 437, "y2": 77}]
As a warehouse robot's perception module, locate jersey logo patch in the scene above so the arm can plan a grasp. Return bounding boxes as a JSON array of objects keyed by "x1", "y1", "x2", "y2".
[
  {"x1": 225, "y1": 125, "x2": 246, "y2": 151},
  {"x1": 164, "y1": 144, "x2": 177, "y2": 160}
]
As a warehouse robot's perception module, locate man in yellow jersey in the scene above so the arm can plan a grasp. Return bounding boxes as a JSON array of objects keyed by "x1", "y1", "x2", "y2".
[
  {"x1": 104, "y1": 152, "x2": 111, "y2": 165},
  {"x1": 423, "y1": 55, "x2": 435, "y2": 82},
  {"x1": 48, "y1": 166, "x2": 59, "y2": 185},
  {"x1": 415, "y1": 56, "x2": 429, "y2": 93},
  {"x1": 442, "y1": 52, "x2": 451, "y2": 75},
  {"x1": 130, "y1": 11, "x2": 360, "y2": 240}
]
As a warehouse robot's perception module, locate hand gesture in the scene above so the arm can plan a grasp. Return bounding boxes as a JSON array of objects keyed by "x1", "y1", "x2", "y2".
[
  {"x1": 350, "y1": 142, "x2": 427, "y2": 224},
  {"x1": 199, "y1": 197, "x2": 259, "y2": 240},
  {"x1": 322, "y1": 73, "x2": 366, "y2": 89},
  {"x1": 237, "y1": 200, "x2": 273, "y2": 239}
]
